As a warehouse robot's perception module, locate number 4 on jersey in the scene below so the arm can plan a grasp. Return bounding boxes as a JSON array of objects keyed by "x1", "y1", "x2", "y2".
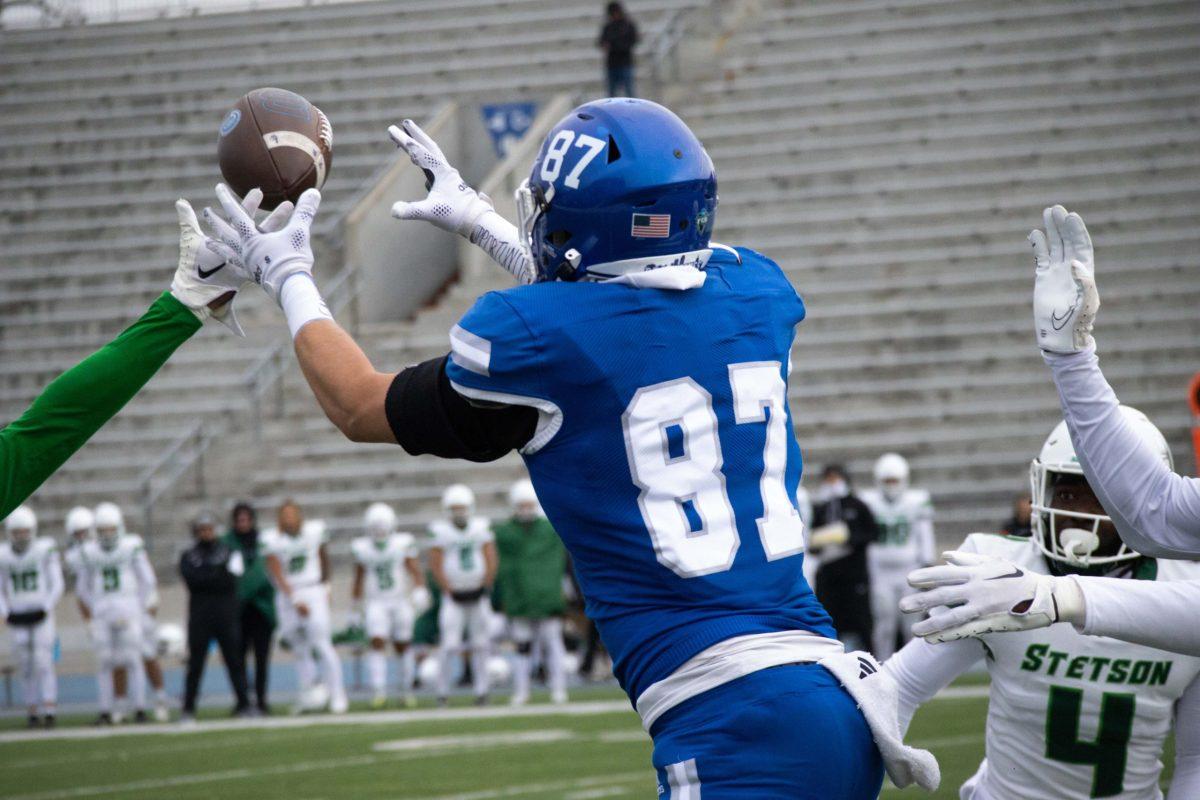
[{"x1": 623, "y1": 361, "x2": 805, "y2": 579}]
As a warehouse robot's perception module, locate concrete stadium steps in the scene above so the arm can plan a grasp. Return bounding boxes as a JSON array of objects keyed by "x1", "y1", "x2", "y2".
[{"x1": 8, "y1": 0, "x2": 1200, "y2": 550}]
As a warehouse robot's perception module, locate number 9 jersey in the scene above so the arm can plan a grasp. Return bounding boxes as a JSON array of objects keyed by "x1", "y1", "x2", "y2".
[{"x1": 443, "y1": 245, "x2": 837, "y2": 711}]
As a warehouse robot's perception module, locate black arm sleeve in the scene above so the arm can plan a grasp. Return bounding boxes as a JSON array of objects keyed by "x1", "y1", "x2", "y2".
[{"x1": 385, "y1": 355, "x2": 537, "y2": 462}]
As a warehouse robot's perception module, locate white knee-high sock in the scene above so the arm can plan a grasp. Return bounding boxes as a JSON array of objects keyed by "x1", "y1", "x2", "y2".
[
  {"x1": 436, "y1": 645, "x2": 454, "y2": 698},
  {"x1": 541, "y1": 620, "x2": 567, "y2": 698},
  {"x1": 399, "y1": 649, "x2": 415, "y2": 694},
  {"x1": 97, "y1": 668, "x2": 114, "y2": 713},
  {"x1": 367, "y1": 650, "x2": 387, "y2": 695},
  {"x1": 18, "y1": 649, "x2": 36, "y2": 710},
  {"x1": 471, "y1": 645, "x2": 489, "y2": 698},
  {"x1": 36, "y1": 650, "x2": 56, "y2": 710},
  {"x1": 315, "y1": 640, "x2": 345, "y2": 701},
  {"x1": 129, "y1": 657, "x2": 147, "y2": 710},
  {"x1": 513, "y1": 650, "x2": 532, "y2": 700}
]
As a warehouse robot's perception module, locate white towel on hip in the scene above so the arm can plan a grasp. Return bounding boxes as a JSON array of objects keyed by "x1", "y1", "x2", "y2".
[{"x1": 819, "y1": 649, "x2": 941, "y2": 792}]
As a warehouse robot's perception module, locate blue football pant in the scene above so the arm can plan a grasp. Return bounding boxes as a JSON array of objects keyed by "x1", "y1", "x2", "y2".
[{"x1": 651, "y1": 662, "x2": 884, "y2": 799}]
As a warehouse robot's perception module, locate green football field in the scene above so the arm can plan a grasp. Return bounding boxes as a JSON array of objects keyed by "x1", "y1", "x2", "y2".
[{"x1": 0, "y1": 683, "x2": 1174, "y2": 799}]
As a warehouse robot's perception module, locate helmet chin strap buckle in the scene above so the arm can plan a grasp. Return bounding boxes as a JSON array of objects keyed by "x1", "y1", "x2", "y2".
[
  {"x1": 564, "y1": 249, "x2": 582, "y2": 268},
  {"x1": 1060, "y1": 527, "x2": 1100, "y2": 563}
]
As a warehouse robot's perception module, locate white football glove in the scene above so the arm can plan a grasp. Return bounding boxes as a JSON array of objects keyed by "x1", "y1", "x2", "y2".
[
  {"x1": 1031, "y1": 204, "x2": 1099, "y2": 353},
  {"x1": 170, "y1": 187, "x2": 293, "y2": 334},
  {"x1": 388, "y1": 119, "x2": 494, "y2": 237},
  {"x1": 205, "y1": 183, "x2": 322, "y2": 305},
  {"x1": 900, "y1": 550, "x2": 1083, "y2": 643},
  {"x1": 410, "y1": 585, "x2": 432, "y2": 615}
]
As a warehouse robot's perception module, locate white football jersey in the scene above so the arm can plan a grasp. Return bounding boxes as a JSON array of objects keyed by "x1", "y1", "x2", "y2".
[
  {"x1": 78, "y1": 535, "x2": 150, "y2": 605},
  {"x1": 63, "y1": 543, "x2": 84, "y2": 577},
  {"x1": 262, "y1": 521, "x2": 327, "y2": 590},
  {"x1": 428, "y1": 517, "x2": 492, "y2": 592},
  {"x1": 861, "y1": 487, "x2": 934, "y2": 568},
  {"x1": 0, "y1": 538, "x2": 61, "y2": 613},
  {"x1": 961, "y1": 533, "x2": 1200, "y2": 800},
  {"x1": 352, "y1": 533, "x2": 416, "y2": 600}
]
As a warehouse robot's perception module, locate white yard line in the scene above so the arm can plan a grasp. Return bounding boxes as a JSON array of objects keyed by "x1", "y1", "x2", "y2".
[
  {"x1": 372, "y1": 729, "x2": 575, "y2": 751},
  {"x1": 0, "y1": 700, "x2": 634, "y2": 745},
  {"x1": 414, "y1": 772, "x2": 650, "y2": 800}
]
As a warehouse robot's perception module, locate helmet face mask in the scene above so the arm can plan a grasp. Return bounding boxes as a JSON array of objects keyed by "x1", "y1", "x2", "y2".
[
  {"x1": 5, "y1": 506, "x2": 37, "y2": 551},
  {"x1": 363, "y1": 502, "x2": 396, "y2": 541},
  {"x1": 93, "y1": 502, "x2": 124, "y2": 549},
  {"x1": 442, "y1": 484, "x2": 475, "y2": 528},
  {"x1": 1030, "y1": 407, "x2": 1171, "y2": 572},
  {"x1": 509, "y1": 479, "x2": 540, "y2": 522},
  {"x1": 873, "y1": 453, "x2": 910, "y2": 503}
]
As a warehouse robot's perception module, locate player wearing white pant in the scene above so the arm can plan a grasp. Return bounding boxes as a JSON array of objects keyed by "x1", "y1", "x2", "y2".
[
  {"x1": 1, "y1": 507, "x2": 63, "y2": 728},
  {"x1": 429, "y1": 485, "x2": 497, "y2": 706},
  {"x1": 495, "y1": 480, "x2": 569, "y2": 706},
  {"x1": 860, "y1": 454, "x2": 935, "y2": 660},
  {"x1": 263, "y1": 500, "x2": 347, "y2": 714},
  {"x1": 77, "y1": 502, "x2": 157, "y2": 725},
  {"x1": 351, "y1": 502, "x2": 428, "y2": 709}
]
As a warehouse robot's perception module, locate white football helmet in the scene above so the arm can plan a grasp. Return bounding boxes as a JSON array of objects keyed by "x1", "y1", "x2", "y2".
[
  {"x1": 873, "y1": 453, "x2": 910, "y2": 502},
  {"x1": 508, "y1": 479, "x2": 541, "y2": 521},
  {"x1": 94, "y1": 501, "x2": 126, "y2": 548},
  {"x1": 1031, "y1": 406, "x2": 1172, "y2": 568},
  {"x1": 65, "y1": 506, "x2": 95, "y2": 543},
  {"x1": 5, "y1": 505, "x2": 37, "y2": 551},
  {"x1": 363, "y1": 502, "x2": 397, "y2": 540},
  {"x1": 442, "y1": 484, "x2": 475, "y2": 527}
]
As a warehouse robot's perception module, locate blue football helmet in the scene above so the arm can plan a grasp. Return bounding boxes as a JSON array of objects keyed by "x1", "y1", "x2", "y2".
[{"x1": 515, "y1": 98, "x2": 718, "y2": 282}]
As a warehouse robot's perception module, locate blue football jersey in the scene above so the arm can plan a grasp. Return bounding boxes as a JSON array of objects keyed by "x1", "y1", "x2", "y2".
[{"x1": 445, "y1": 246, "x2": 835, "y2": 702}]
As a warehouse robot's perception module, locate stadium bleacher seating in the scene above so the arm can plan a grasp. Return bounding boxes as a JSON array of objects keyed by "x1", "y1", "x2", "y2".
[{"x1": 3, "y1": 0, "x2": 1198, "y2": 549}]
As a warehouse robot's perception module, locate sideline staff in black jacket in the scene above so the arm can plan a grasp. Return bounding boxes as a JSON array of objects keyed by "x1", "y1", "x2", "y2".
[
  {"x1": 179, "y1": 512, "x2": 251, "y2": 718},
  {"x1": 809, "y1": 464, "x2": 881, "y2": 653}
]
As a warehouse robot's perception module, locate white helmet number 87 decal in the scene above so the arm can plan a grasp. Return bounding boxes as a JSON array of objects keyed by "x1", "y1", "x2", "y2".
[{"x1": 540, "y1": 130, "x2": 607, "y2": 189}]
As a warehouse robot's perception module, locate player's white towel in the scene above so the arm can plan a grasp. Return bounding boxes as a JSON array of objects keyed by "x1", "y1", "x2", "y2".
[{"x1": 819, "y1": 650, "x2": 941, "y2": 792}]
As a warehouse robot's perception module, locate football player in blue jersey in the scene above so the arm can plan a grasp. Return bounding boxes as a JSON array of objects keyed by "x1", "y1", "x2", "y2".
[{"x1": 205, "y1": 98, "x2": 939, "y2": 797}]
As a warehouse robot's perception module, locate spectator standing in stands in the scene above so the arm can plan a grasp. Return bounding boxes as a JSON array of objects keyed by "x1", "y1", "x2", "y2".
[
  {"x1": 179, "y1": 512, "x2": 251, "y2": 721},
  {"x1": 1000, "y1": 492, "x2": 1033, "y2": 538},
  {"x1": 808, "y1": 464, "x2": 881, "y2": 653},
  {"x1": 597, "y1": 2, "x2": 639, "y2": 97},
  {"x1": 224, "y1": 502, "x2": 275, "y2": 714},
  {"x1": 494, "y1": 480, "x2": 570, "y2": 706}
]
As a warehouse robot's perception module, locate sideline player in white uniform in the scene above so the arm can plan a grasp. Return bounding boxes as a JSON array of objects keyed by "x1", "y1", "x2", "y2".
[
  {"x1": 0, "y1": 506, "x2": 63, "y2": 727},
  {"x1": 1030, "y1": 205, "x2": 1200, "y2": 557},
  {"x1": 860, "y1": 453, "x2": 935, "y2": 659},
  {"x1": 263, "y1": 500, "x2": 347, "y2": 714},
  {"x1": 351, "y1": 502, "x2": 427, "y2": 708},
  {"x1": 77, "y1": 502, "x2": 158, "y2": 724},
  {"x1": 891, "y1": 414, "x2": 1200, "y2": 798},
  {"x1": 428, "y1": 484, "x2": 497, "y2": 705},
  {"x1": 902, "y1": 408, "x2": 1200, "y2": 660}
]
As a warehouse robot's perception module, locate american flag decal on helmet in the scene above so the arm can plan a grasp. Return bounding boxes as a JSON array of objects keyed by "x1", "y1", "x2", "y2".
[{"x1": 631, "y1": 213, "x2": 670, "y2": 238}]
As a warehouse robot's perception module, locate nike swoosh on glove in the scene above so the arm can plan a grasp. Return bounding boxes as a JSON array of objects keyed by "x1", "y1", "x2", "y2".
[
  {"x1": 170, "y1": 187, "x2": 293, "y2": 334},
  {"x1": 819, "y1": 650, "x2": 940, "y2": 791},
  {"x1": 900, "y1": 550, "x2": 1080, "y2": 643},
  {"x1": 1031, "y1": 204, "x2": 1099, "y2": 353},
  {"x1": 205, "y1": 183, "x2": 321, "y2": 305}
]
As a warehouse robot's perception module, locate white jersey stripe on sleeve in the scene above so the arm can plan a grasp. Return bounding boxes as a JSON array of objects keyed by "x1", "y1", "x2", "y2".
[{"x1": 449, "y1": 324, "x2": 492, "y2": 376}]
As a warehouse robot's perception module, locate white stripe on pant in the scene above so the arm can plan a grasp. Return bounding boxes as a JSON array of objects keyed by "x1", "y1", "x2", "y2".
[{"x1": 667, "y1": 758, "x2": 701, "y2": 799}]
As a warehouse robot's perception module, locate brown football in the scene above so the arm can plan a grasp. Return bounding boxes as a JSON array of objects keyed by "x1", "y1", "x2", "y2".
[{"x1": 216, "y1": 88, "x2": 333, "y2": 210}]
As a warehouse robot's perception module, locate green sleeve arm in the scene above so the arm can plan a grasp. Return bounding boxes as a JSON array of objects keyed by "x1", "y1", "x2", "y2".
[{"x1": 0, "y1": 293, "x2": 202, "y2": 517}]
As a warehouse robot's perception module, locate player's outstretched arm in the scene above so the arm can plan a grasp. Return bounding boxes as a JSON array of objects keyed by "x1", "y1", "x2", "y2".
[
  {"x1": 388, "y1": 120, "x2": 535, "y2": 284},
  {"x1": 882, "y1": 635, "x2": 982, "y2": 734},
  {"x1": 206, "y1": 183, "x2": 399, "y2": 444},
  {"x1": 1031, "y1": 205, "x2": 1200, "y2": 557},
  {"x1": 0, "y1": 190, "x2": 284, "y2": 518},
  {"x1": 900, "y1": 550, "x2": 1084, "y2": 642}
]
